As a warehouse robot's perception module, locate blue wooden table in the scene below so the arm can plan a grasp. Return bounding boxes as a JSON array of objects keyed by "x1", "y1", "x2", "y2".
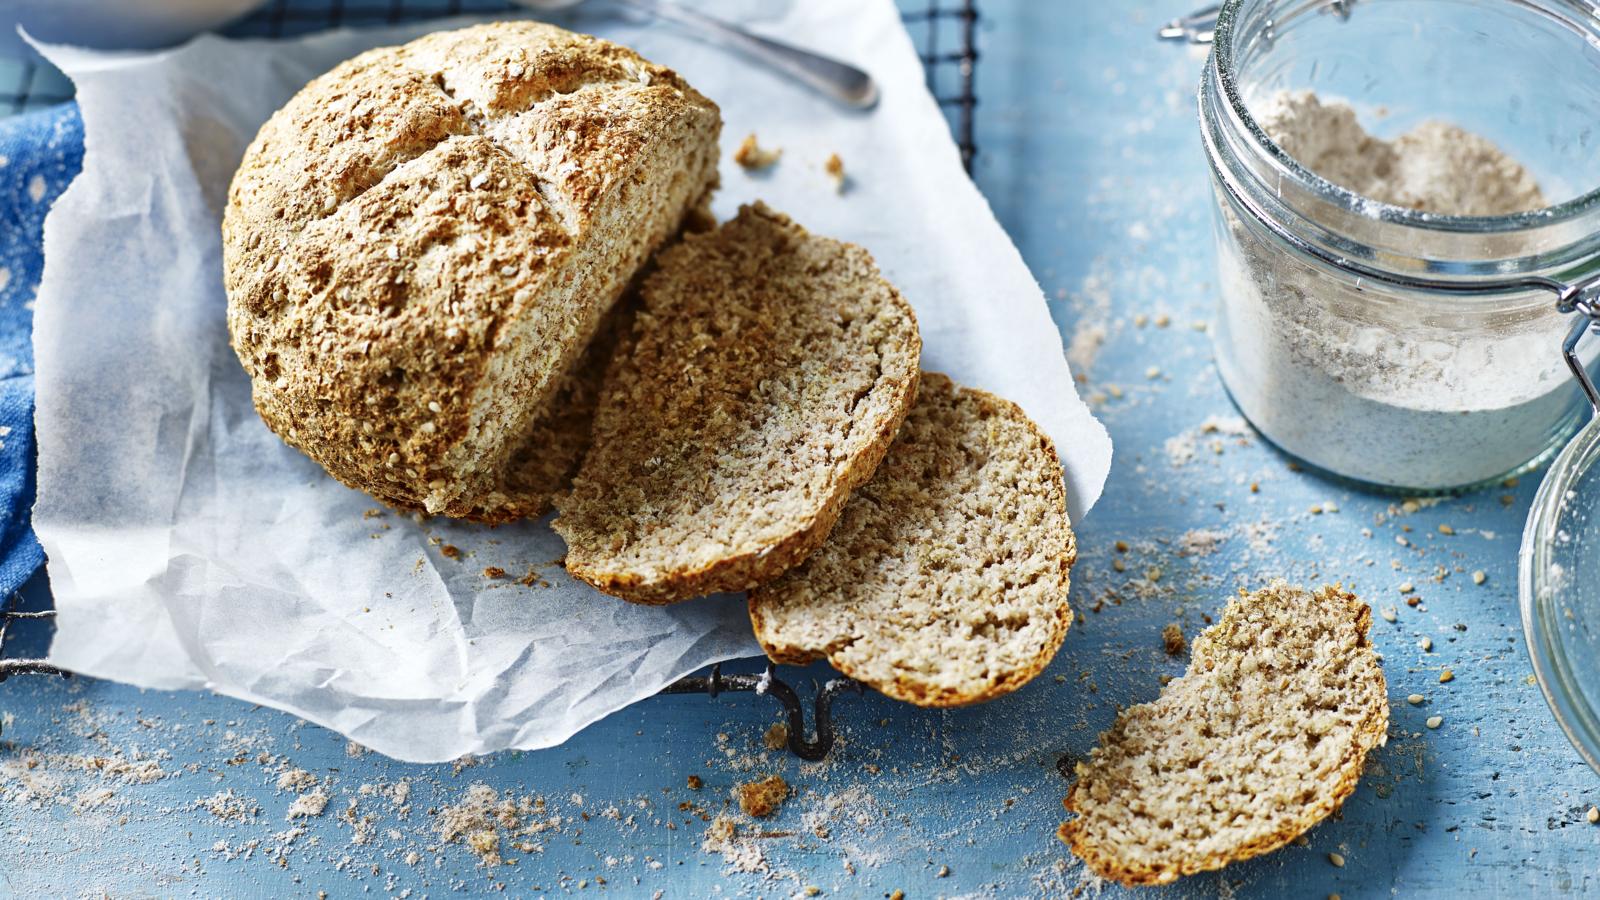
[{"x1": 4, "y1": 1, "x2": 1599, "y2": 896}]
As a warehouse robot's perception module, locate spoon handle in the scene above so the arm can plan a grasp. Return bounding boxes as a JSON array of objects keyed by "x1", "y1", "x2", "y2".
[{"x1": 619, "y1": 0, "x2": 879, "y2": 109}]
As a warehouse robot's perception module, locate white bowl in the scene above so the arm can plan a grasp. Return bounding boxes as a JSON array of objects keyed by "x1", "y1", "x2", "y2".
[{"x1": 2, "y1": 0, "x2": 267, "y2": 59}]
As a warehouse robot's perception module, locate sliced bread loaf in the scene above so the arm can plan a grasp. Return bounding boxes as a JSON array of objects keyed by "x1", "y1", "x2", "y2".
[
  {"x1": 747, "y1": 372, "x2": 1076, "y2": 706},
  {"x1": 553, "y1": 203, "x2": 922, "y2": 604},
  {"x1": 224, "y1": 22, "x2": 721, "y2": 517},
  {"x1": 1058, "y1": 582, "x2": 1389, "y2": 886}
]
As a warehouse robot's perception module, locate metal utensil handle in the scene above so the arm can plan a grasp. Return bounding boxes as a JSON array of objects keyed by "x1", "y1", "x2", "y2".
[{"x1": 620, "y1": 0, "x2": 879, "y2": 109}]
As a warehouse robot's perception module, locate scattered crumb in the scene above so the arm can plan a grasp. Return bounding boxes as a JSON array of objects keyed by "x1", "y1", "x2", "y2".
[
  {"x1": 824, "y1": 153, "x2": 847, "y2": 192},
  {"x1": 276, "y1": 769, "x2": 318, "y2": 792},
  {"x1": 287, "y1": 789, "x2": 329, "y2": 820},
  {"x1": 1161, "y1": 623, "x2": 1185, "y2": 656},
  {"x1": 686, "y1": 774, "x2": 703, "y2": 791},
  {"x1": 439, "y1": 544, "x2": 461, "y2": 560},
  {"x1": 198, "y1": 789, "x2": 260, "y2": 823},
  {"x1": 762, "y1": 723, "x2": 789, "y2": 751},
  {"x1": 483, "y1": 566, "x2": 506, "y2": 579},
  {"x1": 733, "y1": 133, "x2": 782, "y2": 170},
  {"x1": 734, "y1": 775, "x2": 788, "y2": 818}
]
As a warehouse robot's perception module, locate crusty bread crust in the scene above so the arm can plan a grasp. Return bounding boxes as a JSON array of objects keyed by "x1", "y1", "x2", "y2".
[
  {"x1": 1057, "y1": 583, "x2": 1390, "y2": 886},
  {"x1": 222, "y1": 22, "x2": 720, "y2": 516},
  {"x1": 553, "y1": 203, "x2": 922, "y2": 604},
  {"x1": 748, "y1": 372, "x2": 1077, "y2": 707}
]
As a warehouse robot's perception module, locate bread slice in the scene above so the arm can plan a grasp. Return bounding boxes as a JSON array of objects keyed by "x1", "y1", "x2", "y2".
[
  {"x1": 1058, "y1": 582, "x2": 1389, "y2": 886},
  {"x1": 223, "y1": 22, "x2": 721, "y2": 517},
  {"x1": 553, "y1": 203, "x2": 921, "y2": 604},
  {"x1": 747, "y1": 372, "x2": 1076, "y2": 706}
]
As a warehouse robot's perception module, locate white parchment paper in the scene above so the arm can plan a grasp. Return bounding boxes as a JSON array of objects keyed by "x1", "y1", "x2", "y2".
[{"x1": 33, "y1": 0, "x2": 1113, "y2": 762}]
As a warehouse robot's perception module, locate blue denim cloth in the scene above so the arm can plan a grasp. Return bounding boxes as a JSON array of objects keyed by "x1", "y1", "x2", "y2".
[{"x1": 0, "y1": 104, "x2": 81, "y2": 596}]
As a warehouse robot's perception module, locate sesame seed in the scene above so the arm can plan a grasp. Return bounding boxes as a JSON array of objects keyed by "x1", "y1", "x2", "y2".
[
  {"x1": 1472, "y1": 570, "x2": 1487, "y2": 585},
  {"x1": 1328, "y1": 852, "x2": 1345, "y2": 867},
  {"x1": 427, "y1": 401, "x2": 442, "y2": 414},
  {"x1": 1145, "y1": 366, "x2": 1161, "y2": 379},
  {"x1": 1399, "y1": 582, "x2": 1415, "y2": 594},
  {"x1": 1134, "y1": 314, "x2": 1149, "y2": 327},
  {"x1": 1438, "y1": 524, "x2": 1455, "y2": 535},
  {"x1": 1588, "y1": 806, "x2": 1599, "y2": 824},
  {"x1": 1114, "y1": 540, "x2": 1130, "y2": 553},
  {"x1": 1407, "y1": 694, "x2": 1424, "y2": 705},
  {"x1": 1155, "y1": 314, "x2": 1171, "y2": 328},
  {"x1": 1439, "y1": 669, "x2": 1454, "y2": 683},
  {"x1": 421, "y1": 422, "x2": 436, "y2": 434},
  {"x1": 1426, "y1": 716, "x2": 1443, "y2": 729},
  {"x1": 386, "y1": 453, "x2": 399, "y2": 466},
  {"x1": 1380, "y1": 607, "x2": 1397, "y2": 623},
  {"x1": 1419, "y1": 637, "x2": 1433, "y2": 651}
]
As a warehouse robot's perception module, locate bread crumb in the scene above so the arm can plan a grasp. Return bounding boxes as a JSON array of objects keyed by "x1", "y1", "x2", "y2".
[
  {"x1": 824, "y1": 153, "x2": 847, "y2": 192},
  {"x1": 686, "y1": 775, "x2": 702, "y2": 791},
  {"x1": 1161, "y1": 623, "x2": 1186, "y2": 656},
  {"x1": 276, "y1": 768, "x2": 317, "y2": 792},
  {"x1": 762, "y1": 723, "x2": 789, "y2": 751},
  {"x1": 734, "y1": 775, "x2": 788, "y2": 818},
  {"x1": 733, "y1": 133, "x2": 782, "y2": 170},
  {"x1": 286, "y1": 788, "x2": 329, "y2": 819},
  {"x1": 440, "y1": 544, "x2": 461, "y2": 560}
]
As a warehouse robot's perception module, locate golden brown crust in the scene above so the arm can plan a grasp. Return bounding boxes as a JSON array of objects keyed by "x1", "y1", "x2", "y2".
[
  {"x1": 222, "y1": 22, "x2": 721, "y2": 516},
  {"x1": 1057, "y1": 584, "x2": 1389, "y2": 887},
  {"x1": 748, "y1": 373, "x2": 1077, "y2": 708},
  {"x1": 553, "y1": 203, "x2": 922, "y2": 604}
]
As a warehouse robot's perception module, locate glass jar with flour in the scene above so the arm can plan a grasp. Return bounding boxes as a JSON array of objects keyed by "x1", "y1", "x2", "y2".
[{"x1": 1184, "y1": 0, "x2": 1600, "y2": 492}]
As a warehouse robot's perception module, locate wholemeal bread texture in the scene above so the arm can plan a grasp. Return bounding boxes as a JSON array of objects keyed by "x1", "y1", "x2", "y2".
[
  {"x1": 1058, "y1": 582, "x2": 1389, "y2": 886},
  {"x1": 223, "y1": 21, "x2": 721, "y2": 516},
  {"x1": 747, "y1": 372, "x2": 1075, "y2": 706},
  {"x1": 553, "y1": 203, "x2": 922, "y2": 604}
]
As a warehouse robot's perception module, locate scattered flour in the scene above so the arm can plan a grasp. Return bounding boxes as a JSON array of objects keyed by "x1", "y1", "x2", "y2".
[{"x1": 286, "y1": 788, "x2": 329, "y2": 820}]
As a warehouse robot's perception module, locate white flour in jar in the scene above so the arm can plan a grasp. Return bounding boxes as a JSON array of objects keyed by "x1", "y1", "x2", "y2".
[{"x1": 1213, "y1": 90, "x2": 1587, "y2": 490}]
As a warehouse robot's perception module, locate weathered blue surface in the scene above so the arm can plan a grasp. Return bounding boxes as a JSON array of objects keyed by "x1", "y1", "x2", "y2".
[{"x1": 3, "y1": 2, "x2": 1599, "y2": 897}]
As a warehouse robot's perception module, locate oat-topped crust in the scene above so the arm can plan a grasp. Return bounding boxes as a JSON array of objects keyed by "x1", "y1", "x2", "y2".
[
  {"x1": 223, "y1": 22, "x2": 720, "y2": 516},
  {"x1": 747, "y1": 372, "x2": 1076, "y2": 707},
  {"x1": 1058, "y1": 582, "x2": 1390, "y2": 886},
  {"x1": 553, "y1": 202, "x2": 922, "y2": 604}
]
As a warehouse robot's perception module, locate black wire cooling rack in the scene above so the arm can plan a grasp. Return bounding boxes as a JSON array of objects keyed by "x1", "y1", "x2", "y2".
[{"x1": 0, "y1": 0, "x2": 980, "y2": 758}]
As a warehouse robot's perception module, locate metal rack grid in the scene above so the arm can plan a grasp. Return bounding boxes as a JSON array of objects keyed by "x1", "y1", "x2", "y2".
[
  {"x1": 0, "y1": 0, "x2": 982, "y2": 758},
  {"x1": 0, "y1": 1, "x2": 979, "y2": 168}
]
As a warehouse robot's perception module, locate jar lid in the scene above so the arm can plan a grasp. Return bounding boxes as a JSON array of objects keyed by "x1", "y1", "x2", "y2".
[{"x1": 1522, "y1": 387, "x2": 1600, "y2": 772}]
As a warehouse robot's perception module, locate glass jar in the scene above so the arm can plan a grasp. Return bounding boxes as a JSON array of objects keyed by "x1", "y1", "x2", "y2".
[
  {"x1": 1197, "y1": 0, "x2": 1600, "y2": 492},
  {"x1": 1522, "y1": 414, "x2": 1600, "y2": 773}
]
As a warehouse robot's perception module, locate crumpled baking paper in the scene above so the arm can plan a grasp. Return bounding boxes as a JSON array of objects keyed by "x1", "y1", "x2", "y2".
[{"x1": 32, "y1": 0, "x2": 1113, "y2": 762}]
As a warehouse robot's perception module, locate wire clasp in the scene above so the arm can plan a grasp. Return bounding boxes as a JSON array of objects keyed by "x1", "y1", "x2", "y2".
[{"x1": 1555, "y1": 275, "x2": 1600, "y2": 414}]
